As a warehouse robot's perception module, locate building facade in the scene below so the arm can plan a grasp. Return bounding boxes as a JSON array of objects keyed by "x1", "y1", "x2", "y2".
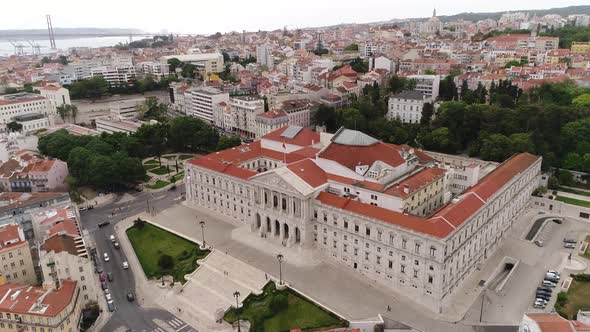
[
  {"x1": 0, "y1": 93, "x2": 53, "y2": 132},
  {"x1": 228, "y1": 96, "x2": 265, "y2": 138},
  {"x1": 0, "y1": 280, "x2": 81, "y2": 332},
  {"x1": 184, "y1": 126, "x2": 542, "y2": 310},
  {"x1": 387, "y1": 90, "x2": 433, "y2": 124},
  {"x1": 0, "y1": 224, "x2": 36, "y2": 285},
  {"x1": 187, "y1": 87, "x2": 230, "y2": 123}
]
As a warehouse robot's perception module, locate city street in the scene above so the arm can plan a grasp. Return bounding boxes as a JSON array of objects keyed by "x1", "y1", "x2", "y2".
[{"x1": 79, "y1": 185, "x2": 196, "y2": 332}]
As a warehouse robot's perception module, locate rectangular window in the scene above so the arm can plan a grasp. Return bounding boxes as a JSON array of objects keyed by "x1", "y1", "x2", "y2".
[
  {"x1": 354, "y1": 224, "x2": 359, "y2": 233},
  {"x1": 402, "y1": 239, "x2": 407, "y2": 249},
  {"x1": 415, "y1": 243, "x2": 420, "y2": 254},
  {"x1": 401, "y1": 265, "x2": 405, "y2": 273}
]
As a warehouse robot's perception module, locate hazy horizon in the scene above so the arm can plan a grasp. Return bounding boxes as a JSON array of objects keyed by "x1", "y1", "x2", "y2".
[{"x1": 1, "y1": 0, "x2": 589, "y2": 35}]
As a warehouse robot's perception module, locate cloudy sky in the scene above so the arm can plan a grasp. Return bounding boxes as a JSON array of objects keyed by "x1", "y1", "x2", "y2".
[{"x1": 2, "y1": 0, "x2": 588, "y2": 34}]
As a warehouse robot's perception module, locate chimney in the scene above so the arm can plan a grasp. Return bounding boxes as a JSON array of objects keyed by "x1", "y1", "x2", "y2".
[{"x1": 403, "y1": 184, "x2": 409, "y2": 194}]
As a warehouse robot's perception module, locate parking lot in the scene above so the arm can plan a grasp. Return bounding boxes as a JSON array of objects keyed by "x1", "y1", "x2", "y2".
[{"x1": 462, "y1": 210, "x2": 590, "y2": 325}]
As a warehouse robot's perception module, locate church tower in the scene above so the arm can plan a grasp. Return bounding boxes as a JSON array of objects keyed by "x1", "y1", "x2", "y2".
[{"x1": 433, "y1": 8, "x2": 437, "y2": 17}]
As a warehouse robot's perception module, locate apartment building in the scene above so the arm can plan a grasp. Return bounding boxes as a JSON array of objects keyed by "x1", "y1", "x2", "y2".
[
  {"x1": 0, "y1": 152, "x2": 69, "y2": 193},
  {"x1": 95, "y1": 119, "x2": 144, "y2": 134},
  {"x1": 0, "y1": 280, "x2": 82, "y2": 332},
  {"x1": 161, "y1": 53, "x2": 224, "y2": 74},
  {"x1": 276, "y1": 99, "x2": 317, "y2": 128},
  {"x1": 187, "y1": 87, "x2": 229, "y2": 123},
  {"x1": 37, "y1": 86, "x2": 71, "y2": 114},
  {"x1": 0, "y1": 192, "x2": 71, "y2": 239},
  {"x1": 184, "y1": 126, "x2": 541, "y2": 311},
  {"x1": 255, "y1": 110, "x2": 289, "y2": 139},
  {"x1": 137, "y1": 61, "x2": 170, "y2": 79},
  {"x1": 256, "y1": 44, "x2": 274, "y2": 69},
  {"x1": 0, "y1": 224, "x2": 36, "y2": 285},
  {"x1": 228, "y1": 96, "x2": 265, "y2": 138},
  {"x1": 406, "y1": 74, "x2": 440, "y2": 100},
  {"x1": 0, "y1": 93, "x2": 53, "y2": 131},
  {"x1": 11, "y1": 114, "x2": 50, "y2": 134},
  {"x1": 109, "y1": 97, "x2": 146, "y2": 120},
  {"x1": 387, "y1": 90, "x2": 433, "y2": 124}
]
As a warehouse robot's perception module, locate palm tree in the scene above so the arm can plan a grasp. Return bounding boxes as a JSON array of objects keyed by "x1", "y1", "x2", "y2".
[
  {"x1": 70, "y1": 105, "x2": 79, "y2": 124},
  {"x1": 56, "y1": 104, "x2": 70, "y2": 123}
]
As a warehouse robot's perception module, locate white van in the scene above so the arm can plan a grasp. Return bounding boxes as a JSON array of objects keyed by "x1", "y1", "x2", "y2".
[{"x1": 110, "y1": 235, "x2": 116, "y2": 243}]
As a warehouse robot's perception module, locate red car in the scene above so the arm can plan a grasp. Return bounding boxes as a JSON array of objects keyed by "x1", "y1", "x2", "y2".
[{"x1": 99, "y1": 272, "x2": 106, "y2": 282}]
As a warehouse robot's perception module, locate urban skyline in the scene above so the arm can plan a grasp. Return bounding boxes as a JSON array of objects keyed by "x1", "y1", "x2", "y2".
[{"x1": 1, "y1": 0, "x2": 589, "y2": 34}]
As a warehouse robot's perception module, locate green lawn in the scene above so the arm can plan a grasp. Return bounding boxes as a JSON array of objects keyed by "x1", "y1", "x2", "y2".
[
  {"x1": 179, "y1": 154, "x2": 195, "y2": 160},
  {"x1": 556, "y1": 196, "x2": 590, "y2": 208},
  {"x1": 148, "y1": 166, "x2": 171, "y2": 175},
  {"x1": 126, "y1": 222, "x2": 209, "y2": 283},
  {"x1": 169, "y1": 171, "x2": 185, "y2": 183},
  {"x1": 143, "y1": 164, "x2": 159, "y2": 171},
  {"x1": 146, "y1": 180, "x2": 170, "y2": 189},
  {"x1": 224, "y1": 283, "x2": 347, "y2": 332},
  {"x1": 559, "y1": 187, "x2": 590, "y2": 197},
  {"x1": 144, "y1": 159, "x2": 160, "y2": 165},
  {"x1": 560, "y1": 280, "x2": 590, "y2": 319}
]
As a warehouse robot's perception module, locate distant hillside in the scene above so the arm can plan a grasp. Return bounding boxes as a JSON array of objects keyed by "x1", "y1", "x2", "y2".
[
  {"x1": 0, "y1": 28, "x2": 146, "y2": 38},
  {"x1": 438, "y1": 5, "x2": 590, "y2": 22}
]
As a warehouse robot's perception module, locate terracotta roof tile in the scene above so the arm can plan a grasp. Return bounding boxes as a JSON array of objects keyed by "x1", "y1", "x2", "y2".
[
  {"x1": 0, "y1": 280, "x2": 77, "y2": 317},
  {"x1": 287, "y1": 159, "x2": 327, "y2": 188}
]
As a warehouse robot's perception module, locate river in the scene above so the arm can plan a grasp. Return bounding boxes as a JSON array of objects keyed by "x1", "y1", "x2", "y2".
[{"x1": 0, "y1": 36, "x2": 150, "y2": 56}]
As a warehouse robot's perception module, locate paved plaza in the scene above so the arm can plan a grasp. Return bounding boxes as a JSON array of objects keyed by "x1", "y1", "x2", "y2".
[{"x1": 115, "y1": 199, "x2": 590, "y2": 332}]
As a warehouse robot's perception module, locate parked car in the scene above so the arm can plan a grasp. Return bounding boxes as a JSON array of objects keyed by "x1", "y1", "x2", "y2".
[
  {"x1": 98, "y1": 221, "x2": 110, "y2": 228},
  {"x1": 99, "y1": 272, "x2": 106, "y2": 282},
  {"x1": 79, "y1": 207, "x2": 87, "y2": 211},
  {"x1": 101, "y1": 281, "x2": 107, "y2": 290},
  {"x1": 533, "y1": 303, "x2": 546, "y2": 309},
  {"x1": 545, "y1": 277, "x2": 560, "y2": 284},
  {"x1": 564, "y1": 238, "x2": 577, "y2": 244},
  {"x1": 545, "y1": 272, "x2": 560, "y2": 279},
  {"x1": 110, "y1": 235, "x2": 116, "y2": 243},
  {"x1": 535, "y1": 298, "x2": 549, "y2": 305},
  {"x1": 88, "y1": 205, "x2": 94, "y2": 210},
  {"x1": 547, "y1": 270, "x2": 561, "y2": 276},
  {"x1": 534, "y1": 240, "x2": 544, "y2": 247},
  {"x1": 95, "y1": 265, "x2": 103, "y2": 274},
  {"x1": 123, "y1": 261, "x2": 129, "y2": 269},
  {"x1": 564, "y1": 243, "x2": 576, "y2": 249},
  {"x1": 105, "y1": 293, "x2": 112, "y2": 301},
  {"x1": 113, "y1": 241, "x2": 120, "y2": 249},
  {"x1": 552, "y1": 218, "x2": 563, "y2": 224},
  {"x1": 103, "y1": 253, "x2": 110, "y2": 262},
  {"x1": 536, "y1": 293, "x2": 551, "y2": 301},
  {"x1": 104, "y1": 288, "x2": 110, "y2": 295},
  {"x1": 542, "y1": 280, "x2": 557, "y2": 288},
  {"x1": 538, "y1": 286, "x2": 552, "y2": 293},
  {"x1": 107, "y1": 300, "x2": 115, "y2": 312},
  {"x1": 126, "y1": 291, "x2": 135, "y2": 302}
]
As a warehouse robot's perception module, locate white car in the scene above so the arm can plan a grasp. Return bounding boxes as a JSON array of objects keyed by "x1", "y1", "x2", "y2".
[
  {"x1": 105, "y1": 293, "x2": 112, "y2": 301},
  {"x1": 547, "y1": 270, "x2": 561, "y2": 276},
  {"x1": 103, "y1": 253, "x2": 110, "y2": 262},
  {"x1": 122, "y1": 261, "x2": 129, "y2": 269}
]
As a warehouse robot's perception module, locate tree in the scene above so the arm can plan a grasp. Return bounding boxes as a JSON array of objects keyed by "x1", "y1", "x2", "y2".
[
  {"x1": 137, "y1": 75, "x2": 155, "y2": 94},
  {"x1": 217, "y1": 135, "x2": 242, "y2": 151},
  {"x1": 573, "y1": 94, "x2": 590, "y2": 108},
  {"x1": 181, "y1": 63, "x2": 197, "y2": 79},
  {"x1": 133, "y1": 218, "x2": 146, "y2": 229},
  {"x1": 314, "y1": 105, "x2": 338, "y2": 132},
  {"x1": 158, "y1": 254, "x2": 174, "y2": 270},
  {"x1": 420, "y1": 103, "x2": 434, "y2": 126},
  {"x1": 222, "y1": 52, "x2": 230, "y2": 62},
  {"x1": 70, "y1": 77, "x2": 109, "y2": 100},
  {"x1": 168, "y1": 117, "x2": 219, "y2": 152},
  {"x1": 479, "y1": 134, "x2": 513, "y2": 162},
  {"x1": 58, "y1": 55, "x2": 68, "y2": 65},
  {"x1": 558, "y1": 170, "x2": 575, "y2": 187},
  {"x1": 344, "y1": 43, "x2": 358, "y2": 51},
  {"x1": 6, "y1": 121, "x2": 22, "y2": 132},
  {"x1": 88, "y1": 155, "x2": 117, "y2": 189},
  {"x1": 167, "y1": 58, "x2": 182, "y2": 73},
  {"x1": 349, "y1": 57, "x2": 369, "y2": 73},
  {"x1": 56, "y1": 104, "x2": 71, "y2": 122}
]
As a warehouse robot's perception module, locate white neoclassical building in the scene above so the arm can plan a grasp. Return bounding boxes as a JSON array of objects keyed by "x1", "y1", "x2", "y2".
[{"x1": 184, "y1": 126, "x2": 542, "y2": 310}]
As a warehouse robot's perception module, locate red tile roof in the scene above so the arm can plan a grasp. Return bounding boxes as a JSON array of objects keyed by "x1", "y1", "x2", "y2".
[
  {"x1": 189, "y1": 156, "x2": 257, "y2": 180},
  {"x1": 527, "y1": 313, "x2": 575, "y2": 332},
  {"x1": 262, "y1": 126, "x2": 320, "y2": 147},
  {"x1": 43, "y1": 233, "x2": 80, "y2": 256},
  {"x1": 429, "y1": 153, "x2": 539, "y2": 229},
  {"x1": 287, "y1": 159, "x2": 327, "y2": 188},
  {"x1": 319, "y1": 142, "x2": 406, "y2": 170},
  {"x1": 47, "y1": 219, "x2": 80, "y2": 238},
  {"x1": 0, "y1": 280, "x2": 77, "y2": 317},
  {"x1": 0, "y1": 96, "x2": 46, "y2": 106},
  {"x1": 384, "y1": 167, "x2": 446, "y2": 198},
  {"x1": 257, "y1": 110, "x2": 288, "y2": 119},
  {"x1": 316, "y1": 191, "x2": 454, "y2": 238},
  {"x1": 0, "y1": 224, "x2": 26, "y2": 253}
]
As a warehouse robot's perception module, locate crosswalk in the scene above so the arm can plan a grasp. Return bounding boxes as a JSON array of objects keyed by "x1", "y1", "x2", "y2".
[{"x1": 146, "y1": 317, "x2": 196, "y2": 332}]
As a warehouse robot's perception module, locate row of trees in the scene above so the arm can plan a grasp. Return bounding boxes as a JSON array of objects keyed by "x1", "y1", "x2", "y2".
[
  {"x1": 314, "y1": 78, "x2": 590, "y2": 172},
  {"x1": 68, "y1": 74, "x2": 177, "y2": 100},
  {"x1": 38, "y1": 115, "x2": 242, "y2": 190}
]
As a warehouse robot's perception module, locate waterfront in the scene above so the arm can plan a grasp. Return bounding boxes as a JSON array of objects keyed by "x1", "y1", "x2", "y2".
[{"x1": 0, "y1": 35, "x2": 149, "y2": 56}]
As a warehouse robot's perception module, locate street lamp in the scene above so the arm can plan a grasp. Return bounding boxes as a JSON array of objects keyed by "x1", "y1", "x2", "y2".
[
  {"x1": 276, "y1": 253, "x2": 284, "y2": 285},
  {"x1": 199, "y1": 219, "x2": 206, "y2": 249},
  {"x1": 233, "y1": 290, "x2": 241, "y2": 332}
]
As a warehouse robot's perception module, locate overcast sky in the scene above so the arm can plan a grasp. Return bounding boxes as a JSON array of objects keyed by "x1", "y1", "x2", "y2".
[{"x1": 2, "y1": 0, "x2": 588, "y2": 34}]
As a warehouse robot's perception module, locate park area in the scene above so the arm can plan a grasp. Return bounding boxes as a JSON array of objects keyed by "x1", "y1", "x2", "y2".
[
  {"x1": 555, "y1": 274, "x2": 590, "y2": 319},
  {"x1": 224, "y1": 283, "x2": 347, "y2": 332},
  {"x1": 556, "y1": 196, "x2": 590, "y2": 208},
  {"x1": 126, "y1": 220, "x2": 209, "y2": 283}
]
